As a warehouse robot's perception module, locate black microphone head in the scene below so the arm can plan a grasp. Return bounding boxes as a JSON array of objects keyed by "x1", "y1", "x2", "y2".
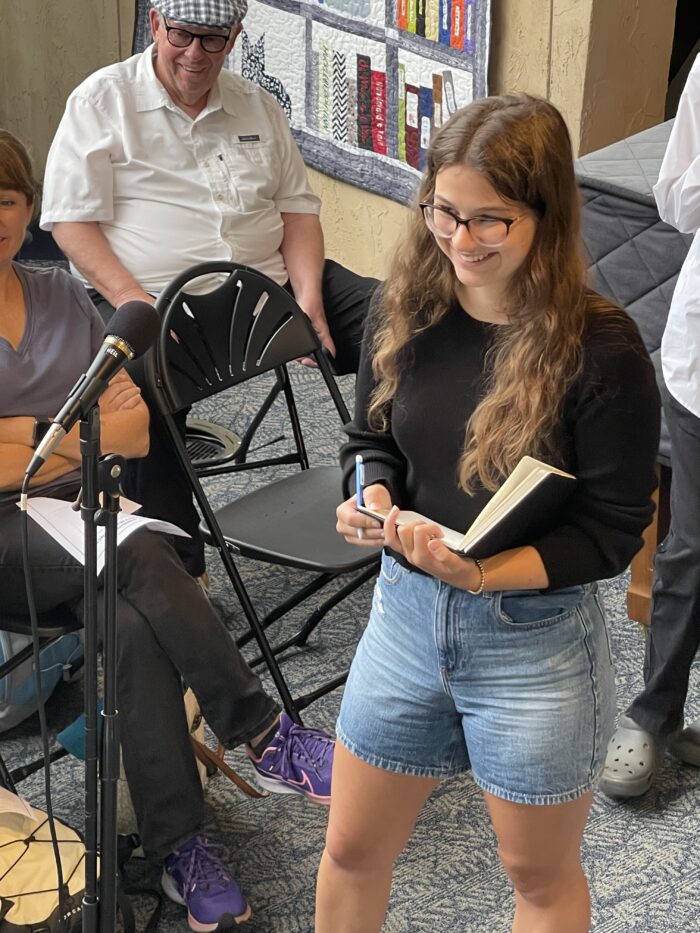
[{"x1": 108, "y1": 300, "x2": 161, "y2": 358}]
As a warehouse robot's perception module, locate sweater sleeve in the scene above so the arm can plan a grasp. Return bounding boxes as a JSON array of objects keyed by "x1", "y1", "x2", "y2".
[
  {"x1": 533, "y1": 319, "x2": 661, "y2": 589},
  {"x1": 339, "y1": 300, "x2": 408, "y2": 505}
]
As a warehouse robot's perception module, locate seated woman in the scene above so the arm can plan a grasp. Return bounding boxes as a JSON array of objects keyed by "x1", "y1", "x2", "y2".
[
  {"x1": 0, "y1": 128, "x2": 333, "y2": 932},
  {"x1": 316, "y1": 95, "x2": 661, "y2": 932}
]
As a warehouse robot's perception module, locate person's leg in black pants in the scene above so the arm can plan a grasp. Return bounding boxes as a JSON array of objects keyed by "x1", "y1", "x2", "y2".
[
  {"x1": 0, "y1": 484, "x2": 85, "y2": 615},
  {"x1": 627, "y1": 393, "x2": 700, "y2": 735},
  {"x1": 96, "y1": 530, "x2": 280, "y2": 856},
  {"x1": 0, "y1": 492, "x2": 279, "y2": 855},
  {"x1": 317, "y1": 260, "x2": 379, "y2": 376},
  {"x1": 89, "y1": 291, "x2": 206, "y2": 577},
  {"x1": 601, "y1": 393, "x2": 700, "y2": 797}
]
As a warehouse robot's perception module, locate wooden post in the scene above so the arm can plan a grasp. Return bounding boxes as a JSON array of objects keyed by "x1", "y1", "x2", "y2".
[{"x1": 627, "y1": 463, "x2": 672, "y2": 624}]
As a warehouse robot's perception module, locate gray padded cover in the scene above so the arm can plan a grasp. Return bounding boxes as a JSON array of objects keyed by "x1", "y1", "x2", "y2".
[{"x1": 575, "y1": 120, "x2": 693, "y2": 463}]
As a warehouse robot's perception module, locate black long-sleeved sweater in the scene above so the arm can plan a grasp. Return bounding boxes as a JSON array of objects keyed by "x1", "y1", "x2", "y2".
[{"x1": 340, "y1": 299, "x2": 661, "y2": 590}]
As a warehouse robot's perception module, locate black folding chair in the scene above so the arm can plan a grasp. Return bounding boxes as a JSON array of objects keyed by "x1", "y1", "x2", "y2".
[{"x1": 147, "y1": 261, "x2": 380, "y2": 721}]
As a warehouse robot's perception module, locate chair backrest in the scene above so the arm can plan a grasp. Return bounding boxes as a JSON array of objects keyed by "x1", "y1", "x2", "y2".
[{"x1": 149, "y1": 262, "x2": 346, "y2": 417}]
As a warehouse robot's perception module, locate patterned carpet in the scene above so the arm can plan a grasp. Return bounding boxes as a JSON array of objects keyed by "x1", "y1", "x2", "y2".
[{"x1": 3, "y1": 366, "x2": 700, "y2": 932}]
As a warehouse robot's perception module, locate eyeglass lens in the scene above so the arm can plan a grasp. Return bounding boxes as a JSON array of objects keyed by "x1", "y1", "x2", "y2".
[
  {"x1": 167, "y1": 27, "x2": 229, "y2": 52},
  {"x1": 425, "y1": 206, "x2": 510, "y2": 247}
]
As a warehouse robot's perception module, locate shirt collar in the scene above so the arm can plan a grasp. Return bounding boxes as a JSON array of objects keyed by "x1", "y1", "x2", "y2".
[
  {"x1": 134, "y1": 45, "x2": 171, "y2": 112},
  {"x1": 134, "y1": 44, "x2": 236, "y2": 118},
  {"x1": 217, "y1": 78, "x2": 238, "y2": 117}
]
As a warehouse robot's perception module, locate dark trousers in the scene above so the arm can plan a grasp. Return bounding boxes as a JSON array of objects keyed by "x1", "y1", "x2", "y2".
[
  {"x1": 628, "y1": 393, "x2": 700, "y2": 737},
  {"x1": 91, "y1": 259, "x2": 379, "y2": 577},
  {"x1": 0, "y1": 487, "x2": 279, "y2": 857}
]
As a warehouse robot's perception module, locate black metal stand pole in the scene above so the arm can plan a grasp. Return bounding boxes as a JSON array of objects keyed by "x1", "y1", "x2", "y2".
[
  {"x1": 96, "y1": 454, "x2": 125, "y2": 933},
  {"x1": 80, "y1": 408, "x2": 100, "y2": 933},
  {"x1": 80, "y1": 409, "x2": 125, "y2": 933}
]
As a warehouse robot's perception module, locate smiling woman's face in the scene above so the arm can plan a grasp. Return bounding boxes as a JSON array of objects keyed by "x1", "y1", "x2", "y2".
[
  {"x1": 0, "y1": 189, "x2": 32, "y2": 271},
  {"x1": 431, "y1": 163, "x2": 537, "y2": 304}
]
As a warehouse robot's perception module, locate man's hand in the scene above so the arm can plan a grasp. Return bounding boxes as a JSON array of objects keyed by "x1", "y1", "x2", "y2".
[
  {"x1": 295, "y1": 294, "x2": 336, "y2": 367},
  {"x1": 279, "y1": 212, "x2": 333, "y2": 367},
  {"x1": 112, "y1": 287, "x2": 156, "y2": 309}
]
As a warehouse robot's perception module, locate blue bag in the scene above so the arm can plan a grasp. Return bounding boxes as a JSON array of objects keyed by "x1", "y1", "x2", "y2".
[{"x1": 0, "y1": 631, "x2": 83, "y2": 733}]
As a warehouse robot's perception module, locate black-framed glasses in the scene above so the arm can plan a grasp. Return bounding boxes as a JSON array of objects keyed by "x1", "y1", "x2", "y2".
[
  {"x1": 163, "y1": 17, "x2": 232, "y2": 53},
  {"x1": 420, "y1": 203, "x2": 527, "y2": 248}
]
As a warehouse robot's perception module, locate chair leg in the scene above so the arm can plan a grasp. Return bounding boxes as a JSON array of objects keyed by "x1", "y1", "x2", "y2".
[
  {"x1": 293, "y1": 672, "x2": 349, "y2": 713},
  {"x1": 233, "y1": 378, "x2": 283, "y2": 464},
  {"x1": 247, "y1": 564, "x2": 377, "y2": 667},
  {"x1": 189, "y1": 737, "x2": 266, "y2": 799}
]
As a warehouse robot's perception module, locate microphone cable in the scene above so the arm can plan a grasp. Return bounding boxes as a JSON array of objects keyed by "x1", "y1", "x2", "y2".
[{"x1": 19, "y1": 474, "x2": 69, "y2": 933}]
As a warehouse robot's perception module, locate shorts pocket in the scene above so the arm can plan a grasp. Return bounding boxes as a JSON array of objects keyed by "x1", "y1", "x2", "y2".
[
  {"x1": 495, "y1": 585, "x2": 586, "y2": 629},
  {"x1": 379, "y1": 552, "x2": 409, "y2": 586}
]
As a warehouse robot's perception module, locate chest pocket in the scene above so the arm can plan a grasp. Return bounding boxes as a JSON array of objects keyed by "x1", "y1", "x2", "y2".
[{"x1": 215, "y1": 141, "x2": 277, "y2": 211}]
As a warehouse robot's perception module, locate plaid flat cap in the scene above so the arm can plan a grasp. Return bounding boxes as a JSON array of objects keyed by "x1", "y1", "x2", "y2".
[{"x1": 154, "y1": 0, "x2": 247, "y2": 26}]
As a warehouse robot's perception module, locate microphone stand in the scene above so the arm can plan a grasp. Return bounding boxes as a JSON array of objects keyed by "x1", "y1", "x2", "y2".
[{"x1": 79, "y1": 406, "x2": 124, "y2": 933}]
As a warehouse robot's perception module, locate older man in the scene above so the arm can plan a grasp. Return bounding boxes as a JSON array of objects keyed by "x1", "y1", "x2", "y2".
[{"x1": 41, "y1": 0, "x2": 377, "y2": 577}]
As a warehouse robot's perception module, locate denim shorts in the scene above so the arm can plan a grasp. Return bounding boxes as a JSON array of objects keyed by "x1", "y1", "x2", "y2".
[{"x1": 337, "y1": 553, "x2": 617, "y2": 805}]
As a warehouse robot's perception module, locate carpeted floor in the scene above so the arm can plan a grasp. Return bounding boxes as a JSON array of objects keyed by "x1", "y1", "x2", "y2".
[{"x1": 3, "y1": 366, "x2": 700, "y2": 932}]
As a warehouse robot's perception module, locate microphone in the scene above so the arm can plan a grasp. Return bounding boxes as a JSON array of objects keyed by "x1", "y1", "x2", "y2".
[{"x1": 26, "y1": 300, "x2": 161, "y2": 479}]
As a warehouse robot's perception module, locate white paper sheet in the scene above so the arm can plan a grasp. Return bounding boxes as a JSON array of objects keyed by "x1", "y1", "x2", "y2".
[{"x1": 21, "y1": 497, "x2": 190, "y2": 574}]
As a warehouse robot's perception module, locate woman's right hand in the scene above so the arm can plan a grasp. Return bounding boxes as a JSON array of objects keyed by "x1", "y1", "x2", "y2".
[
  {"x1": 99, "y1": 369, "x2": 143, "y2": 413},
  {"x1": 336, "y1": 482, "x2": 392, "y2": 546}
]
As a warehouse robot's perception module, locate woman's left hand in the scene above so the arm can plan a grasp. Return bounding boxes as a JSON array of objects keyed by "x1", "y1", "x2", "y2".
[{"x1": 383, "y1": 506, "x2": 482, "y2": 591}]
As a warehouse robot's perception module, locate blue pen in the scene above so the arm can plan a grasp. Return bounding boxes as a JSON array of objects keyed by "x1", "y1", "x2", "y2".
[
  {"x1": 355, "y1": 454, "x2": 365, "y2": 506},
  {"x1": 355, "y1": 455, "x2": 365, "y2": 539}
]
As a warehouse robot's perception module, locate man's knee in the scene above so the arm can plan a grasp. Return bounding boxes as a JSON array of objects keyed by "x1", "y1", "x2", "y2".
[{"x1": 117, "y1": 528, "x2": 178, "y2": 579}]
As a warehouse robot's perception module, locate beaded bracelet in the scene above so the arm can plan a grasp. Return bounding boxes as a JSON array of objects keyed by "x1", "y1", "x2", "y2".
[{"x1": 467, "y1": 557, "x2": 486, "y2": 596}]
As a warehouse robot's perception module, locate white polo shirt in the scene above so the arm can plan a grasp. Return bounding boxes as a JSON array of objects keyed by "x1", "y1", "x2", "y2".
[
  {"x1": 655, "y1": 54, "x2": 700, "y2": 418},
  {"x1": 41, "y1": 46, "x2": 320, "y2": 294}
]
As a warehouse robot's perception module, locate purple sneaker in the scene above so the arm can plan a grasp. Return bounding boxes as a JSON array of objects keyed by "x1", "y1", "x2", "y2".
[
  {"x1": 161, "y1": 835, "x2": 251, "y2": 930},
  {"x1": 246, "y1": 713, "x2": 334, "y2": 804}
]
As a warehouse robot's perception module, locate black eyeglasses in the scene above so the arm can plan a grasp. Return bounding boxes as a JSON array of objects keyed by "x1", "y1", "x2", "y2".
[
  {"x1": 162, "y1": 17, "x2": 232, "y2": 53},
  {"x1": 420, "y1": 203, "x2": 527, "y2": 248}
]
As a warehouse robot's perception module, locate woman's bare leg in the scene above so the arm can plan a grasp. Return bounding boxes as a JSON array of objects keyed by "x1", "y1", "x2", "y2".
[
  {"x1": 484, "y1": 790, "x2": 593, "y2": 933},
  {"x1": 315, "y1": 742, "x2": 439, "y2": 933}
]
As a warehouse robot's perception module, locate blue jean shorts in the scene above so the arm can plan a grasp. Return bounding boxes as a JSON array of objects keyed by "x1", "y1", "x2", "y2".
[{"x1": 337, "y1": 553, "x2": 617, "y2": 805}]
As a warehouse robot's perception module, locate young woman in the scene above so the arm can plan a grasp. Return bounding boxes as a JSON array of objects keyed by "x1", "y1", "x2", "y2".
[{"x1": 316, "y1": 95, "x2": 661, "y2": 932}]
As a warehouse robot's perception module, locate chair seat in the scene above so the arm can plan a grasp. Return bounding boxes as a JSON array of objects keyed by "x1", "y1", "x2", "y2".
[
  {"x1": 0, "y1": 604, "x2": 80, "y2": 638},
  {"x1": 202, "y1": 465, "x2": 381, "y2": 573}
]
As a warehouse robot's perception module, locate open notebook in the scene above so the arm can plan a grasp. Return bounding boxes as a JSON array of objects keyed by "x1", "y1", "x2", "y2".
[{"x1": 357, "y1": 456, "x2": 575, "y2": 559}]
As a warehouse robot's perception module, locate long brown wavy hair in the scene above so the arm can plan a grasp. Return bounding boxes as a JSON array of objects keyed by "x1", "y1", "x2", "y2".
[{"x1": 369, "y1": 94, "x2": 590, "y2": 492}]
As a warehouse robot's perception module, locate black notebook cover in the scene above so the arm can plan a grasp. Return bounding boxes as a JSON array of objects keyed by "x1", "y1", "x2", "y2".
[{"x1": 459, "y1": 471, "x2": 575, "y2": 559}]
